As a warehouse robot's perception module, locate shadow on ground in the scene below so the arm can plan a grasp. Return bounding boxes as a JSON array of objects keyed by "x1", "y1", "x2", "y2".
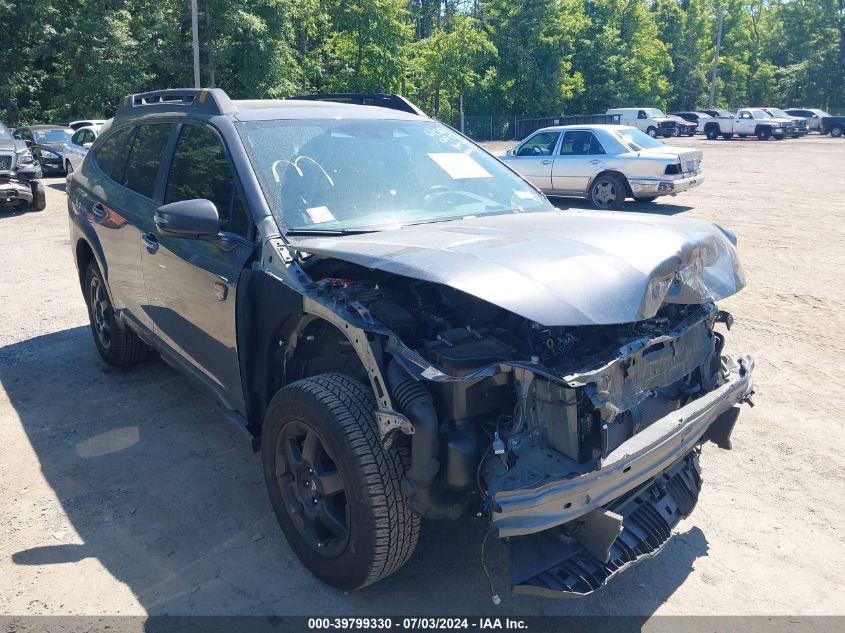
[
  {"x1": 550, "y1": 196, "x2": 693, "y2": 215},
  {"x1": 2, "y1": 326, "x2": 708, "y2": 616}
]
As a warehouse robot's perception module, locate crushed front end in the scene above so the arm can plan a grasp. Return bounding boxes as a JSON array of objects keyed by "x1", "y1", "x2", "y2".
[
  {"x1": 277, "y1": 211, "x2": 754, "y2": 598},
  {"x1": 0, "y1": 145, "x2": 42, "y2": 210}
]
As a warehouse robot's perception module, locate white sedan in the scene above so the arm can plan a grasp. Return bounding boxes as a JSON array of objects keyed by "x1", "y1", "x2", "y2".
[
  {"x1": 500, "y1": 124, "x2": 703, "y2": 209},
  {"x1": 63, "y1": 125, "x2": 100, "y2": 174}
]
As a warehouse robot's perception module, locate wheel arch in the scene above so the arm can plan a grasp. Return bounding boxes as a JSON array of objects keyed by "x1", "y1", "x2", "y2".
[
  {"x1": 236, "y1": 269, "x2": 388, "y2": 441},
  {"x1": 587, "y1": 169, "x2": 633, "y2": 198}
]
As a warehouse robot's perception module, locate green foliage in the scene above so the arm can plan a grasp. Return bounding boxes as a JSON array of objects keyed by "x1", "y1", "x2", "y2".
[{"x1": 0, "y1": 0, "x2": 841, "y2": 126}]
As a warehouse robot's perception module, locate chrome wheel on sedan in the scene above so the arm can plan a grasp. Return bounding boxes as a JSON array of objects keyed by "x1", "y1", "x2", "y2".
[{"x1": 589, "y1": 174, "x2": 626, "y2": 210}]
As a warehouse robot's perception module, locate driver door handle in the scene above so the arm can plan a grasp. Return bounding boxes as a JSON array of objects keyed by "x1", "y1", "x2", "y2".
[
  {"x1": 541, "y1": 160, "x2": 552, "y2": 165},
  {"x1": 590, "y1": 159, "x2": 602, "y2": 165},
  {"x1": 142, "y1": 232, "x2": 159, "y2": 254}
]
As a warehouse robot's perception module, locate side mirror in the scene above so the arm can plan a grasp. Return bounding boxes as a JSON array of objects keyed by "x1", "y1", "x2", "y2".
[
  {"x1": 506, "y1": 148, "x2": 516, "y2": 156},
  {"x1": 154, "y1": 199, "x2": 219, "y2": 238},
  {"x1": 82, "y1": 142, "x2": 93, "y2": 149}
]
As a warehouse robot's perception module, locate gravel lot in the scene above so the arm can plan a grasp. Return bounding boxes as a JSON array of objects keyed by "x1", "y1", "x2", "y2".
[{"x1": 1, "y1": 135, "x2": 844, "y2": 619}]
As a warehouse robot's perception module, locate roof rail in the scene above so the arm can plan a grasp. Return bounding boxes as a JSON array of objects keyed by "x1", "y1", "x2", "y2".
[
  {"x1": 115, "y1": 88, "x2": 237, "y2": 119},
  {"x1": 286, "y1": 93, "x2": 426, "y2": 116}
]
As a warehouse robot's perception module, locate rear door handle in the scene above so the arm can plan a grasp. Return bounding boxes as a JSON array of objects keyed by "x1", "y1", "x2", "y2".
[
  {"x1": 590, "y1": 159, "x2": 602, "y2": 165},
  {"x1": 541, "y1": 159, "x2": 552, "y2": 165},
  {"x1": 92, "y1": 203, "x2": 106, "y2": 220},
  {"x1": 142, "y1": 232, "x2": 159, "y2": 254}
]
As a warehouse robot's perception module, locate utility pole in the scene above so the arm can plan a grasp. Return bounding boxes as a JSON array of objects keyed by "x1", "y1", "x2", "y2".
[
  {"x1": 191, "y1": 0, "x2": 201, "y2": 89},
  {"x1": 708, "y1": 9, "x2": 728, "y2": 109}
]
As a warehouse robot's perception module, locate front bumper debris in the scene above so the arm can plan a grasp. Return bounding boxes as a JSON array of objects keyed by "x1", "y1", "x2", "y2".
[
  {"x1": 629, "y1": 173, "x2": 704, "y2": 197},
  {"x1": 511, "y1": 452, "x2": 701, "y2": 598},
  {"x1": 0, "y1": 178, "x2": 35, "y2": 207},
  {"x1": 492, "y1": 355, "x2": 753, "y2": 538}
]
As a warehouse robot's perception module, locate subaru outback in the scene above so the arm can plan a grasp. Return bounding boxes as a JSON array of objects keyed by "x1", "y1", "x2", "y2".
[{"x1": 68, "y1": 88, "x2": 754, "y2": 598}]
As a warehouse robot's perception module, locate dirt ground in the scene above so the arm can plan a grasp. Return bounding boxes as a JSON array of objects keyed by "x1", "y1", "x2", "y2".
[{"x1": 1, "y1": 134, "x2": 844, "y2": 619}]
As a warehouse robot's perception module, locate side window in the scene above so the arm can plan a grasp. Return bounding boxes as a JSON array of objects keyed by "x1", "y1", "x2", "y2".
[
  {"x1": 84, "y1": 130, "x2": 96, "y2": 145},
  {"x1": 122, "y1": 123, "x2": 173, "y2": 199},
  {"x1": 165, "y1": 124, "x2": 249, "y2": 236},
  {"x1": 516, "y1": 131, "x2": 560, "y2": 156},
  {"x1": 93, "y1": 126, "x2": 135, "y2": 182},
  {"x1": 638, "y1": 110, "x2": 647, "y2": 119},
  {"x1": 559, "y1": 130, "x2": 602, "y2": 156},
  {"x1": 740, "y1": 111, "x2": 751, "y2": 119},
  {"x1": 71, "y1": 131, "x2": 84, "y2": 146}
]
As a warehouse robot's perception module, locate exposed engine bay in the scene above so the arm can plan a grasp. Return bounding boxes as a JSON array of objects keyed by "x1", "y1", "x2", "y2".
[{"x1": 306, "y1": 257, "x2": 738, "y2": 497}]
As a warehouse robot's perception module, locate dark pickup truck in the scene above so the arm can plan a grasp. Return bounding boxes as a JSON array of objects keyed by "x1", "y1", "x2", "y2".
[{"x1": 820, "y1": 115, "x2": 845, "y2": 137}]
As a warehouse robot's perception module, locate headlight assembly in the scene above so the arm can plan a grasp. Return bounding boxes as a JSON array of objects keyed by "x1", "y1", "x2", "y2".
[{"x1": 17, "y1": 150, "x2": 35, "y2": 164}]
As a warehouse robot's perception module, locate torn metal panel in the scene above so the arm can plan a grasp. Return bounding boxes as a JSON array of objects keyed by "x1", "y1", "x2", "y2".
[{"x1": 289, "y1": 210, "x2": 745, "y2": 326}]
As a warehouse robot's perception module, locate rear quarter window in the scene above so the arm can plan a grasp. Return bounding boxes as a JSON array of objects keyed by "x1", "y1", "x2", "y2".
[
  {"x1": 122, "y1": 123, "x2": 173, "y2": 199},
  {"x1": 93, "y1": 126, "x2": 135, "y2": 182}
]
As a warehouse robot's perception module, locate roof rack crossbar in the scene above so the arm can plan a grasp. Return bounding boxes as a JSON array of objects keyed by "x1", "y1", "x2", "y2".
[
  {"x1": 286, "y1": 93, "x2": 426, "y2": 116},
  {"x1": 115, "y1": 88, "x2": 236, "y2": 120}
]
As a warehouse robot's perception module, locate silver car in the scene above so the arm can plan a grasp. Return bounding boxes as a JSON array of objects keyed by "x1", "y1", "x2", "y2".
[
  {"x1": 63, "y1": 125, "x2": 100, "y2": 174},
  {"x1": 501, "y1": 124, "x2": 703, "y2": 209}
]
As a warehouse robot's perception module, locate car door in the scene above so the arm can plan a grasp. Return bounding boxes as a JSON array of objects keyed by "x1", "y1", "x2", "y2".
[
  {"x1": 510, "y1": 131, "x2": 561, "y2": 191},
  {"x1": 551, "y1": 130, "x2": 607, "y2": 195},
  {"x1": 84, "y1": 124, "x2": 171, "y2": 331},
  {"x1": 140, "y1": 122, "x2": 254, "y2": 411},
  {"x1": 736, "y1": 110, "x2": 754, "y2": 134},
  {"x1": 67, "y1": 130, "x2": 85, "y2": 170}
]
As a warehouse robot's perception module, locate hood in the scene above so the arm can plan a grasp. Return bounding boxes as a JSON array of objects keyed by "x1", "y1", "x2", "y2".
[
  {"x1": 0, "y1": 138, "x2": 22, "y2": 152},
  {"x1": 37, "y1": 142, "x2": 66, "y2": 153},
  {"x1": 294, "y1": 211, "x2": 745, "y2": 326}
]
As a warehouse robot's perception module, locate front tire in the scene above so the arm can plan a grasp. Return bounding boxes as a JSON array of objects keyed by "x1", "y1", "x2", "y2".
[
  {"x1": 589, "y1": 173, "x2": 626, "y2": 210},
  {"x1": 757, "y1": 127, "x2": 771, "y2": 141},
  {"x1": 262, "y1": 374, "x2": 420, "y2": 591},
  {"x1": 646, "y1": 126, "x2": 657, "y2": 138},
  {"x1": 29, "y1": 181, "x2": 46, "y2": 211},
  {"x1": 83, "y1": 262, "x2": 148, "y2": 366}
]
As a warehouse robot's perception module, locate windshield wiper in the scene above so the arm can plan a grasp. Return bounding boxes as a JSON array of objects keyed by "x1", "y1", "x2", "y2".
[{"x1": 285, "y1": 227, "x2": 379, "y2": 236}]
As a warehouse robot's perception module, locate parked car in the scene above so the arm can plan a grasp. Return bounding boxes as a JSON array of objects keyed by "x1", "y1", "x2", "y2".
[
  {"x1": 761, "y1": 107, "x2": 808, "y2": 135},
  {"x1": 14, "y1": 124, "x2": 74, "y2": 174},
  {"x1": 501, "y1": 124, "x2": 703, "y2": 209},
  {"x1": 68, "y1": 88, "x2": 753, "y2": 598},
  {"x1": 68, "y1": 119, "x2": 107, "y2": 131},
  {"x1": 818, "y1": 113, "x2": 845, "y2": 137},
  {"x1": 700, "y1": 108, "x2": 800, "y2": 140},
  {"x1": 666, "y1": 114, "x2": 697, "y2": 136},
  {"x1": 0, "y1": 121, "x2": 46, "y2": 212},
  {"x1": 606, "y1": 107, "x2": 678, "y2": 137},
  {"x1": 63, "y1": 125, "x2": 101, "y2": 174},
  {"x1": 784, "y1": 108, "x2": 831, "y2": 132},
  {"x1": 670, "y1": 111, "x2": 717, "y2": 134}
]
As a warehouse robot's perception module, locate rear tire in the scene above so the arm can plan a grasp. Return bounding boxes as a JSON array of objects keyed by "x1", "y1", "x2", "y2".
[
  {"x1": 29, "y1": 181, "x2": 46, "y2": 211},
  {"x1": 705, "y1": 127, "x2": 719, "y2": 140},
  {"x1": 262, "y1": 374, "x2": 420, "y2": 591},
  {"x1": 830, "y1": 125, "x2": 844, "y2": 138},
  {"x1": 589, "y1": 173, "x2": 626, "y2": 210},
  {"x1": 83, "y1": 262, "x2": 149, "y2": 366}
]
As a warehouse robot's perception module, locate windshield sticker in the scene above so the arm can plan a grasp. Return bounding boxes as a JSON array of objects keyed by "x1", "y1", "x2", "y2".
[
  {"x1": 305, "y1": 206, "x2": 335, "y2": 224},
  {"x1": 427, "y1": 152, "x2": 492, "y2": 180},
  {"x1": 514, "y1": 190, "x2": 540, "y2": 200}
]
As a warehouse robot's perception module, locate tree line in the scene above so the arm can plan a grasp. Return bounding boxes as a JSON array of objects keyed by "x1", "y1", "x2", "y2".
[{"x1": 1, "y1": 0, "x2": 843, "y2": 126}]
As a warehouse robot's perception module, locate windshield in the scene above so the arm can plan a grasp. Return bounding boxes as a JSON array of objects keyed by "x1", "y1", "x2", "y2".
[
  {"x1": 713, "y1": 109, "x2": 733, "y2": 117},
  {"x1": 0, "y1": 124, "x2": 10, "y2": 140},
  {"x1": 751, "y1": 110, "x2": 772, "y2": 120},
  {"x1": 644, "y1": 108, "x2": 666, "y2": 118},
  {"x1": 238, "y1": 118, "x2": 553, "y2": 233},
  {"x1": 614, "y1": 128, "x2": 665, "y2": 151},
  {"x1": 33, "y1": 128, "x2": 72, "y2": 144},
  {"x1": 766, "y1": 108, "x2": 789, "y2": 118}
]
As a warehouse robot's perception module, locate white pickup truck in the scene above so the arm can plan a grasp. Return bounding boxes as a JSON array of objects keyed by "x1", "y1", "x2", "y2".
[{"x1": 701, "y1": 108, "x2": 802, "y2": 141}]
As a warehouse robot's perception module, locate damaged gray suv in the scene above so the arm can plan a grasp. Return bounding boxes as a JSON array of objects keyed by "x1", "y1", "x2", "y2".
[{"x1": 68, "y1": 89, "x2": 754, "y2": 597}]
